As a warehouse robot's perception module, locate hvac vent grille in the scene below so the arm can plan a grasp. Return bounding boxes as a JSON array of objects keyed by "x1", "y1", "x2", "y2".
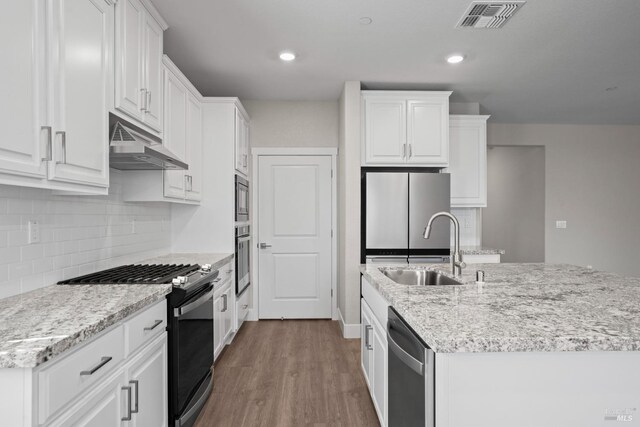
[
  {"x1": 111, "y1": 123, "x2": 136, "y2": 142},
  {"x1": 457, "y1": 1, "x2": 525, "y2": 29}
]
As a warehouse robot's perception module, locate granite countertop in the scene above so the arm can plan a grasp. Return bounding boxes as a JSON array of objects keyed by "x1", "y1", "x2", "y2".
[
  {"x1": 0, "y1": 284, "x2": 171, "y2": 368},
  {"x1": 360, "y1": 263, "x2": 640, "y2": 353},
  {"x1": 139, "y1": 252, "x2": 234, "y2": 271},
  {"x1": 459, "y1": 246, "x2": 505, "y2": 255},
  {"x1": 0, "y1": 252, "x2": 234, "y2": 369}
]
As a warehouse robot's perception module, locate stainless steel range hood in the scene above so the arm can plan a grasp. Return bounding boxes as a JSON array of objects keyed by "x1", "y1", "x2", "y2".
[{"x1": 109, "y1": 114, "x2": 188, "y2": 170}]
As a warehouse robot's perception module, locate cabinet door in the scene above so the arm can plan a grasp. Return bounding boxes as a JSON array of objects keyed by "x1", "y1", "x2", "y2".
[
  {"x1": 363, "y1": 97, "x2": 406, "y2": 165},
  {"x1": 0, "y1": 0, "x2": 47, "y2": 179},
  {"x1": 213, "y1": 292, "x2": 223, "y2": 359},
  {"x1": 372, "y1": 320, "x2": 387, "y2": 425},
  {"x1": 222, "y1": 284, "x2": 233, "y2": 343},
  {"x1": 407, "y1": 99, "x2": 449, "y2": 166},
  {"x1": 449, "y1": 117, "x2": 488, "y2": 207},
  {"x1": 163, "y1": 69, "x2": 187, "y2": 199},
  {"x1": 114, "y1": 0, "x2": 144, "y2": 121},
  {"x1": 48, "y1": 371, "x2": 127, "y2": 427},
  {"x1": 128, "y1": 335, "x2": 168, "y2": 427},
  {"x1": 48, "y1": 0, "x2": 112, "y2": 188},
  {"x1": 234, "y1": 109, "x2": 245, "y2": 175},
  {"x1": 142, "y1": 14, "x2": 163, "y2": 132},
  {"x1": 185, "y1": 93, "x2": 202, "y2": 202},
  {"x1": 360, "y1": 299, "x2": 373, "y2": 389},
  {"x1": 242, "y1": 118, "x2": 250, "y2": 175}
]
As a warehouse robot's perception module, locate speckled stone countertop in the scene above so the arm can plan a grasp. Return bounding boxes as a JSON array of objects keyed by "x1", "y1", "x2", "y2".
[
  {"x1": 0, "y1": 284, "x2": 171, "y2": 368},
  {"x1": 139, "y1": 252, "x2": 234, "y2": 271},
  {"x1": 0, "y1": 253, "x2": 233, "y2": 369},
  {"x1": 459, "y1": 246, "x2": 505, "y2": 255},
  {"x1": 360, "y1": 263, "x2": 640, "y2": 353}
]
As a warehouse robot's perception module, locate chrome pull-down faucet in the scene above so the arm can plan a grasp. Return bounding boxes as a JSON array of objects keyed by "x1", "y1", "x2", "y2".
[{"x1": 424, "y1": 211, "x2": 466, "y2": 277}]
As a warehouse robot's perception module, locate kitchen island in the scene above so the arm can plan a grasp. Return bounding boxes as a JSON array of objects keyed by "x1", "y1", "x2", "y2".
[{"x1": 359, "y1": 263, "x2": 640, "y2": 427}]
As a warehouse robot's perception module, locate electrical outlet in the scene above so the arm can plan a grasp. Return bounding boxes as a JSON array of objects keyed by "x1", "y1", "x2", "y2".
[
  {"x1": 28, "y1": 220, "x2": 40, "y2": 244},
  {"x1": 555, "y1": 220, "x2": 567, "y2": 229}
]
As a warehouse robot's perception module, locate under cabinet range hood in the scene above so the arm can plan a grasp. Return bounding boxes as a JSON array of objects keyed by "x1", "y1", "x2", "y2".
[{"x1": 108, "y1": 114, "x2": 187, "y2": 171}]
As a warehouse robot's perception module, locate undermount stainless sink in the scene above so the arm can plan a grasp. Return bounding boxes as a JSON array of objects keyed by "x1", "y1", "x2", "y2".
[{"x1": 382, "y1": 269, "x2": 464, "y2": 286}]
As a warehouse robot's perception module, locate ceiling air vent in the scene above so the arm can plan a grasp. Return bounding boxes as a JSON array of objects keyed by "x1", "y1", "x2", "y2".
[{"x1": 456, "y1": 1, "x2": 525, "y2": 29}]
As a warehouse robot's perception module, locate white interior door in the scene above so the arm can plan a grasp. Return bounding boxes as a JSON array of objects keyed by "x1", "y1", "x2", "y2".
[{"x1": 258, "y1": 155, "x2": 332, "y2": 319}]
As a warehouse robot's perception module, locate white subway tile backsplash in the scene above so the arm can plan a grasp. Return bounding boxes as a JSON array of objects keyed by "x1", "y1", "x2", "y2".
[{"x1": 0, "y1": 172, "x2": 171, "y2": 299}]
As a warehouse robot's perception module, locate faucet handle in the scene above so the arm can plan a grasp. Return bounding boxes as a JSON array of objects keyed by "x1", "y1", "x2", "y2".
[{"x1": 456, "y1": 261, "x2": 467, "y2": 269}]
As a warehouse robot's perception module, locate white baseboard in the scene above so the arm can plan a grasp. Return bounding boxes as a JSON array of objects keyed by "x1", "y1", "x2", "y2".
[{"x1": 338, "y1": 308, "x2": 361, "y2": 339}]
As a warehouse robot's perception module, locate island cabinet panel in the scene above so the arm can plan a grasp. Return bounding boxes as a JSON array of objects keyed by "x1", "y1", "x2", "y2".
[
  {"x1": 435, "y1": 351, "x2": 640, "y2": 427},
  {"x1": 361, "y1": 296, "x2": 387, "y2": 427}
]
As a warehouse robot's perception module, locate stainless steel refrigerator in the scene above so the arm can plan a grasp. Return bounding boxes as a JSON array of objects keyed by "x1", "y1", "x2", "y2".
[{"x1": 361, "y1": 168, "x2": 451, "y2": 264}]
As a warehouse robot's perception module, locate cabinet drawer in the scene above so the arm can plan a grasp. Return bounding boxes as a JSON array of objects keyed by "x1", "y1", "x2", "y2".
[
  {"x1": 38, "y1": 325, "x2": 125, "y2": 423},
  {"x1": 126, "y1": 299, "x2": 167, "y2": 356},
  {"x1": 237, "y1": 288, "x2": 250, "y2": 325},
  {"x1": 217, "y1": 262, "x2": 234, "y2": 284}
]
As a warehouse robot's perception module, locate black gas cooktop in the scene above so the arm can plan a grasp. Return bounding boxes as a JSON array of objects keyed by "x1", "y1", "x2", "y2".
[{"x1": 57, "y1": 264, "x2": 200, "y2": 285}]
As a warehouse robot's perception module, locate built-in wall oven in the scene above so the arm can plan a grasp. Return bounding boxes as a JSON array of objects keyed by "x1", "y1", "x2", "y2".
[
  {"x1": 235, "y1": 175, "x2": 249, "y2": 222},
  {"x1": 235, "y1": 225, "x2": 251, "y2": 296}
]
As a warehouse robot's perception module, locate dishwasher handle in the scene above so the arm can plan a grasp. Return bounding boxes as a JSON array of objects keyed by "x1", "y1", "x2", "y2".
[{"x1": 388, "y1": 328, "x2": 424, "y2": 375}]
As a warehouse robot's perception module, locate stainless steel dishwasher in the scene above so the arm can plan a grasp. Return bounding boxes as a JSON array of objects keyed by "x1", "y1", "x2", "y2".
[{"x1": 388, "y1": 307, "x2": 435, "y2": 427}]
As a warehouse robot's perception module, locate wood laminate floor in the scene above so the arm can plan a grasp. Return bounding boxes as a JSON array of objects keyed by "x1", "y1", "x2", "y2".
[{"x1": 194, "y1": 320, "x2": 380, "y2": 427}]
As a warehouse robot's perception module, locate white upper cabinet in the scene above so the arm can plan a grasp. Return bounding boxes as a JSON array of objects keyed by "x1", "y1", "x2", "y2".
[
  {"x1": 163, "y1": 66, "x2": 188, "y2": 199},
  {"x1": 235, "y1": 109, "x2": 250, "y2": 176},
  {"x1": 0, "y1": 0, "x2": 47, "y2": 180},
  {"x1": 363, "y1": 97, "x2": 407, "y2": 164},
  {"x1": 362, "y1": 91, "x2": 451, "y2": 167},
  {"x1": 448, "y1": 115, "x2": 490, "y2": 207},
  {"x1": 0, "y1": 0, "x2": 113, "y2": 194},
  {"x1": 47, "y1": 0, "x2": 112, "y2": 189},
  {"x1": 185, "y1": 93, "x2": 203, "y2": 202},
  {"x1": 115, "y1": 0, "x2": 166, "y2": 134}
]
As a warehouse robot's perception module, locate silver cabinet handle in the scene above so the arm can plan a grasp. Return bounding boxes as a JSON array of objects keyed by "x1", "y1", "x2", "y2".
[
  {"x1": 259, "y1": 243, "x2": 272, "y2": 249},
  {"x1": 408, "y1": 144, "x2": 412, "y2": 158},
  {"x1": 184, "y1": 174, "x2": 190, "y2": 191},
  {"x1": 130, "y1": 380, "x2": 139, "y2": 413},
  {"x1": 55, "y1": 131, "x2": 66, "y2": 164},
  {"x1": 80, "y1": 356, "x2": 112, "y2": 376},
  {"x1": 41, "y1": 126, "x2": 52, "y2": 161},
  {"x1": 243, "y1": 154, "x2": 247, "y2": 167},
  {"x1": 222, "y1": 294, "x2": 228, "y2": 312},
  {"x1": 143, "y1": 319, "x2": 163, "y2": 331},
  {"x1": 365, "y1": 325, "x2": 373, "y2": 350},
  {"x1": 140, "y1": 88, "x2": 147, "y2": 112},
  {"x1": 402, "y1": 144, "x2": 406, "y2": 159},
  {"x1": 146, "y1": 90, "x2": 151, "y2": 114},
  {"x1": 121, "y1": 385, "x2": 133, "y2": 421}
]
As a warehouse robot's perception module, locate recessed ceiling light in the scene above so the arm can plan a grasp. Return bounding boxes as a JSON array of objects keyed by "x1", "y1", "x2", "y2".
[
  {"x1": 359, "y1": 17, "x2": 373, "y2": 25},
  {"x1": 446, "y1": 54, "x2": 465, "y2": 64},
  {"x1": 279, "y1": 52, "x2": 296, "y2": 62}
]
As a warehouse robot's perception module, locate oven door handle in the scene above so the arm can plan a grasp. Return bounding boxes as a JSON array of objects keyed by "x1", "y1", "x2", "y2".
[{"x1": 174, "y1": 286, "x2": 214, "y2": 317}]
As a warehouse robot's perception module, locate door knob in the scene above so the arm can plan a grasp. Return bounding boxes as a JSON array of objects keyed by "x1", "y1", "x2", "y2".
[{"x1": 259, "y1": 243, "x2": 272, "y2": 249}]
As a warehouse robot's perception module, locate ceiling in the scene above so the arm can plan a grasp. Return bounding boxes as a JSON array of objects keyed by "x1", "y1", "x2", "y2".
[{"x1": 150, "y1": 0, "x2": 640, "y2": 124}]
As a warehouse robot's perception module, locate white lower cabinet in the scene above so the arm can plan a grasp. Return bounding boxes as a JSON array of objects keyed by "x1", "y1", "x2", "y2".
[
  {"x1": 0, "y1": 300, "x2": 168, "y2": 426},
  {"x1": 213, "y1": 274, "x2": 234, "y2": 361},
  {"x1": 125, "y1": 335, "x2": 168, "y2": 427},
  {"x1": 361, "y1": 298, "x2": 387, "y2": 426}
]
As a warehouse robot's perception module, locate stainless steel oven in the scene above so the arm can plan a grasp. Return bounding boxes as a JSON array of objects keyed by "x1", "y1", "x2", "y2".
[
  {"x1": 167, "y1": 270, "x2": 218, "y2": 427},
  {"x1": 235, "y1": 225, "x2": 250, "y2": 296},
  {"x1": 235, "y1": 175, "x2": 249, "y2": 222}
]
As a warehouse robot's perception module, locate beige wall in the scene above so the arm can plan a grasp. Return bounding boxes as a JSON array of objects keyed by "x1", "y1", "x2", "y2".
[
  {"x1": 243, "y1": 100, "x2": 339, "y2": 147},
  {"x1": 338, "y1": 82, "x2": 362, "y2": 328},
  {"x1": 488, "y1": 123, "x2": 640, "y2": 276},
  {"x1": 483, "y1": 146, "x2": 546, "y2": 262}
]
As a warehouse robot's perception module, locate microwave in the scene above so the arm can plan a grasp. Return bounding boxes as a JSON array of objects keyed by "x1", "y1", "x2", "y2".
[{"x1": 235, "y1": 175, "x2": 249, "y2": 222}]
